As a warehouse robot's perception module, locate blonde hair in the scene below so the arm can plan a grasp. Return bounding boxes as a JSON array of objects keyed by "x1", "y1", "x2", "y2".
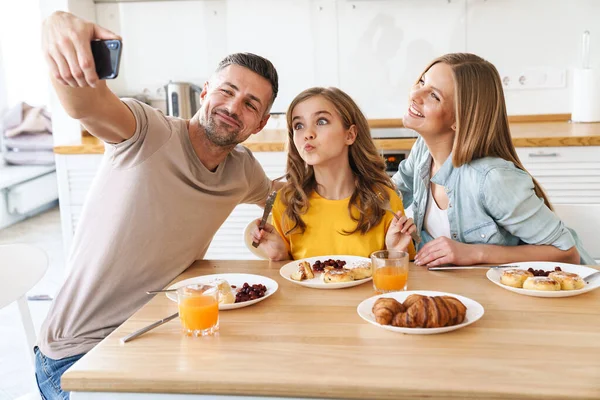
[
  {"x1": 421, "y1": 53, "x2": 552, "y2": 209},
  {"x1": 280, "y1": 87, "x2": 395, "y2": 235}
]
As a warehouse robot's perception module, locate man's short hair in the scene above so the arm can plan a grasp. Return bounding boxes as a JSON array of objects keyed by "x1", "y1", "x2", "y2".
[{"x1": 215, "y1": 53, "x2": 279, "y2": 108}]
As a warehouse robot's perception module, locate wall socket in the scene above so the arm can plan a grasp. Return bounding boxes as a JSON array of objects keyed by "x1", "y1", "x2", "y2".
[{"x1": 501, "y1": 67, "x2": 566, "y2": 90}]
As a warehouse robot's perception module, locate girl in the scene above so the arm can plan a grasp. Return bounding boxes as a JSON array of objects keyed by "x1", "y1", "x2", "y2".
[
  {"x1": 393, "y1": 53, "x2": 595, "y2": 266},
  {"x1": 252, "y1": 87, "x2": 416, "y2": 260}
]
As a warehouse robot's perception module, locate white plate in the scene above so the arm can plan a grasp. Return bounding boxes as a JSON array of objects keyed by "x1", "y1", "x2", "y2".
[
  {"x1": 487, "y1": 261, "x2": 600, "y2": 298},
  {"x1": 165, "y1": 273, "x2": 278, "y2": 310},
  {"x1": 280, "y1": 255, "x2": 372, "y2": 289},
  {"x1": 357, "y1": 290, "x2": 484, "y2": 335},
  {"x1": 243, "y1": 216, "x2": 272, "y2": 260}
]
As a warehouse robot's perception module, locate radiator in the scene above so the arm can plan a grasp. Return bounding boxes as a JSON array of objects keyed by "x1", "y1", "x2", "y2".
[{"x1": 7, "y1": 172, "x2": 58, "y2": 214}]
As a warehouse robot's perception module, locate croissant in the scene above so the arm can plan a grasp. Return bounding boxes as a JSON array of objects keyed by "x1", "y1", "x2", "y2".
[
  {"x1": 372, "y1": 298, "x2": 406, "y2": 325},
  {"x1": 402, "y1": 294, "x2": 426, "y2": 309},
  {"x1": 392, "y1": 296, "x2": 467, "y2": 328}
]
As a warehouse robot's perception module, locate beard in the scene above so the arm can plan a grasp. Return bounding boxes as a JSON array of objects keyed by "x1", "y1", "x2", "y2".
[{"x1": 201, "y1": 108, "x2": 244, "y2": 147}]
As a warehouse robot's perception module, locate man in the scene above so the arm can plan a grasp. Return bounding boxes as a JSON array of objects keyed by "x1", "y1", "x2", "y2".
[{"x1": 36, "y1": 11, "x2": 280, "y2": 399}]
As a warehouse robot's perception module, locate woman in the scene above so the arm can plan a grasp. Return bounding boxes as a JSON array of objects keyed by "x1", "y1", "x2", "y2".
[
  {"x1": 393, "y1": 53, "x2": 595, "y2": 266},
  {"x1": 252, "y1": 87, "x2": 415, "y2": 260}
]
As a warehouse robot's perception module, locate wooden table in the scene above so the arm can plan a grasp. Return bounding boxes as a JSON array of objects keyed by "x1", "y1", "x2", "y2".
[{"x1": 63, "y1": 260, "x2": 600, "y2": 400}]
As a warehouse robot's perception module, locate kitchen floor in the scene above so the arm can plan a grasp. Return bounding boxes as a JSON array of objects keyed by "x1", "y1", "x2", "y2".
[{"x1": 0, "y1": 207, "x2": 64, "y2": 400}]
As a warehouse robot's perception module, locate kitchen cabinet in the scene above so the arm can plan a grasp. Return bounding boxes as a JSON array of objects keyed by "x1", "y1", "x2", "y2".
[
  {"x1": 516, "y1": 146, "x2": 600, "y2": 261},
  {"x1": 516, "y1": 146, "x2": 600, "y2": 204},
  {"x1": 55, "y1": 153, "x2": 104, "y2": 261}
]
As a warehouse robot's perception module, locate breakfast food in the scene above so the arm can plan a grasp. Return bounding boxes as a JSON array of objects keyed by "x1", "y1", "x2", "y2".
[
  {"x1": 548, "y1": 271, "x2": 585, "y2": 290},
  {"x1": 527, "y1": 266, "x2": 562, "y2": 277},
  {"x1": 393, "y1": 296, "x2": 467, "y2": 328},
  {"x1": 290, "y1": 261, "x2": 314, "y2": 281},
  {"x1": 235, "y1": 282, "x2": 267, "y2": 303},
  {"x1": 213, "y1": 279, "x2": 235, "y2": 304},
  {"x1": 323, "y1": 268, "x2": 354, "y2": 283},
  {"x1": 349, "y1": 263, "x2": 372, "y2": 280},
  {"x1": 372, "y1": 295, "x2": 467, "y2": 329},
  {"x1": 372, "y1": 298, "x2": 405, "y2": 325},
  {"x1": 522, "y1": 276, "x2": 561, "y2": 291},
  {"x1": 402, "y1": 293, "x2": 426, "y2": 308},
  {"x1": 289, "y1": 258, "x2": 372, "y2": 284},
  {"x1": 312, "y1": 259, "x2": 346, "y2": 272},
  {"x1": 500, "y1": 269, "x2": 534, "y2": 288},
  {"x1": 499, "y1": 266, "x2": 586, "y2": 292}
]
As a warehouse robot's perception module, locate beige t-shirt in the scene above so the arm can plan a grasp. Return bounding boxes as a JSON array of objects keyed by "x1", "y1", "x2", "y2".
[{"x1": 38, "y1": 99, "x2": 270, "y2": 359}]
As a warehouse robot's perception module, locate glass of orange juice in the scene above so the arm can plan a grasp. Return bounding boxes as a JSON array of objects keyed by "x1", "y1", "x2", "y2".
[
  {"x1": 176, "y1": 284, "x2": 219, "y2": 337},
  {"x1": 371, "y1": 250, "x2": 409, "y2": 293}
]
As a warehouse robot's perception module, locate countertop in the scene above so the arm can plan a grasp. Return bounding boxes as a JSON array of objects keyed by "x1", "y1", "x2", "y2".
[
  {"x1": 61, "y1": 259, "x2": 600, "y2": 399},
  {"x1": 53, "y1": 117, "x2": 600, "y2": 154}
]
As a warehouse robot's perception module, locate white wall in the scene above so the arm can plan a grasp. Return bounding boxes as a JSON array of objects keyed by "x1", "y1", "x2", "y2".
[
  {"x1": 92, "y1": 0, "x2": 600, "y2": 119},
  {"x1": 0, "y1": 0, "x2": 49, "y2": 111}
]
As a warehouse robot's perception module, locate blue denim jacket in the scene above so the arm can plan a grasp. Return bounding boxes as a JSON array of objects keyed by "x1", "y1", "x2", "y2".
[{"x1": 392, "y1": 137, "x2": 596, "y2": 265}]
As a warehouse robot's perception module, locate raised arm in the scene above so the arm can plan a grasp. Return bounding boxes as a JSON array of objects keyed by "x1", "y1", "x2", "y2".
[{"x1": 42, "y1": 11, "x2": 135, "y2": 143}]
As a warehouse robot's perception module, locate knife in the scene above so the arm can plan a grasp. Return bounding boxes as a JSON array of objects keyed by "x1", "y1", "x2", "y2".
[
  {"x1": 428, "y1": 265, "x2": 519, "y2": 271},
  {"x1": 252, "y1": 190, "x2": 277, "y2": 248},
  {"x1": 120, "y1": 312, "x2": 179, "y2": 344}
]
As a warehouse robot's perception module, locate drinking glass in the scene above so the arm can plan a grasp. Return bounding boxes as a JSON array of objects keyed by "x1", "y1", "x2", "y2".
[
  {"x1": 176, "y1": 284, "x2": 219, "y2": 337},
  {"x1": 371, "y1": 250, "x2": 409, "y2": 293}
]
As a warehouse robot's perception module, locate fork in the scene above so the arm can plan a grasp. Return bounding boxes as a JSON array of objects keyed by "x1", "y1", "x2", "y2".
[
  {"x1": 377, "y1": 191, "x2": 421, "y2": 244},
  {"x1": 383, "y1": 208, "x2": 421, "y2": 244},
  {"x1": 583, "y1": 270, "x2": 600, "y2": 281},
  {"x1": 146, "y1": 289, "x2": 176, "y2": 294}
]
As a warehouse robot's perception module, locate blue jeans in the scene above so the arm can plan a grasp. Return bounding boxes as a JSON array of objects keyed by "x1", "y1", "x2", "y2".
[{"x1": 34, "y1": 346, "x2": 85, "y2": 400}]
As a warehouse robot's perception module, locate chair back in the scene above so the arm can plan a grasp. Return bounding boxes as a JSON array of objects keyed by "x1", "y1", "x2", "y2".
[
  {"x1": 553, "y1": 204, "x2": 600, "y2": 262},
  {"x1": 0, "y1": 243, "x2": 48, "y2": 364}
]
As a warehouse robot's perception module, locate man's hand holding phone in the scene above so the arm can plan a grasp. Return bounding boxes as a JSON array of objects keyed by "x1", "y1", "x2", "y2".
[{"x1": 42, "y1": 11, "x2": 122, "y2": 88}]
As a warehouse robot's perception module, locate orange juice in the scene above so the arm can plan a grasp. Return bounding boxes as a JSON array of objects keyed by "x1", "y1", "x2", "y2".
[
  {"x1": 373, "y1": 266, "x2": 408, "y2": 292},
  {"x1": 178, "y1": 295, "x2": 219, "y2": 331}
]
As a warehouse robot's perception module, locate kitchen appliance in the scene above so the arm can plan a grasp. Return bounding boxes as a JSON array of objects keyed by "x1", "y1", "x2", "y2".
[
  {"x1": 370, "y1": 127, "x2": 418, "y2": 176},
  {"x1": 165, "y1": 81, "x2": 202, "y2": 118}
]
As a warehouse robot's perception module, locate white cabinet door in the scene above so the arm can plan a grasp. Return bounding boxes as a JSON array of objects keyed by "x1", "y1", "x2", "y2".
[
  {"x1": 516, "y1": 147, "x2": 600, "y2": 204},
  {"x1": 204, "y1": 152, "x2": 287, "y2": 260},
  {"x1": 55, "y1": 153, "x2": 104, "y2": 259}
]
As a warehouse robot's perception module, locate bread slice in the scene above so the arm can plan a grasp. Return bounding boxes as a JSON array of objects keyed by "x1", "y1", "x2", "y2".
[
  {"x1": 291, "y1": 261, "x2": 314, "y2": 281},
  {"x1": 299, "y1": 261, "x2": 314, "y2": 279}
]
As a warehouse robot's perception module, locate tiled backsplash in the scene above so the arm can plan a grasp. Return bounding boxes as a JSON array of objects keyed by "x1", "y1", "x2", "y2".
[{"x1": 94, "y1": 0, "x2": 598, "y2": 118}]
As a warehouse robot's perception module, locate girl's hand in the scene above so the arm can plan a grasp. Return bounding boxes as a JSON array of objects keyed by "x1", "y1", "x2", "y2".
[
  {"x1": 250, "y1": 220, "x2": 290, "y2": 261},
  {"x1": 414, "y1": 237, "x2": 482, "y2": 266},
  {"x1": 385, "y1": 213, "x2": 416, "y2": 252}
]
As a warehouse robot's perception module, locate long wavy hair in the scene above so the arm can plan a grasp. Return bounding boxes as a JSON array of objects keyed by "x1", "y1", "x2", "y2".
[
  {"x1": 422, "y1": 53, "x2": 552, "y2": 209},
  {"x1": 280, "y1": 87, "x2": 395, "y2": 235}
]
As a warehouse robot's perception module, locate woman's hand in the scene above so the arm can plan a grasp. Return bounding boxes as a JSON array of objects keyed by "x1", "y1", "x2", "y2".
[
  {"x1": 42, "y1": 11, "x2": 121, "y2": 87},
  {"x1": 385, "y1": 214, "x2": 416, "y2": 252},
  {"x1": 414, "y1": 237, "x2": 483, "y2": 266},
  {"x1": 250, "y1": 220, "x2": 290, "y2": 261}
]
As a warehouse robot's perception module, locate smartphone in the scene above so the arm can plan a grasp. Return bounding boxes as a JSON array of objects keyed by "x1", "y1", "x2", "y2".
[{"x1": 91, "y1": 39, "x2": 122, "y2": 79}]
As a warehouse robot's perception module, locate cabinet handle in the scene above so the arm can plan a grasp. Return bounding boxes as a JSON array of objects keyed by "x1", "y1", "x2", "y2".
[{"x1": 528, "y1": 152, "x2": 559, "y2": 158}]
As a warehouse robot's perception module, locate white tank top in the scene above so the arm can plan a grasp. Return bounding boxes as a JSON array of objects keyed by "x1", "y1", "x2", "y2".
[{"x1": 424, "y1": 186, "x2": 451, "y2": 239}]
